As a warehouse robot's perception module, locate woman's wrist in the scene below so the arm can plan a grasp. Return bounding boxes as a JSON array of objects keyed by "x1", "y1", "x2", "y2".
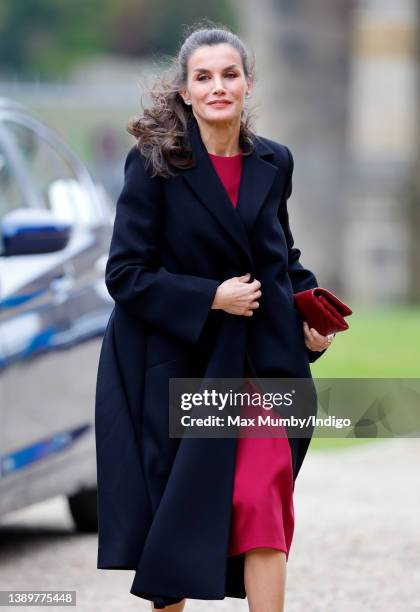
[{"x1": 211, "y1": 287, "x2": 221, "y2": 309}]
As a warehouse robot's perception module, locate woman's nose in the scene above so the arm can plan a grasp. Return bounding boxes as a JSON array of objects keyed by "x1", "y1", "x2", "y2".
[{"x1": 212, "y1": 78, "x2": 225, "y2": 92}]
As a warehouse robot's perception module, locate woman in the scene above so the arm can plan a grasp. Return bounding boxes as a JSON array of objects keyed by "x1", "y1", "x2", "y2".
[{"x1": 95, "y1": 24, "x2": 334, "y2": 611}]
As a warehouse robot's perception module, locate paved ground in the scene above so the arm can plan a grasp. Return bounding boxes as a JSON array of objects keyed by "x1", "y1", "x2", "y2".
[{"x1": 0, "y1": 438, "x2": 419, "y2": 611}]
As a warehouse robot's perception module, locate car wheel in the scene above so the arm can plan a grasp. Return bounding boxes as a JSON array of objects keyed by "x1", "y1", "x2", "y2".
[{"x1": 68, "y1": 487, "x2": 98, "y2": 533}]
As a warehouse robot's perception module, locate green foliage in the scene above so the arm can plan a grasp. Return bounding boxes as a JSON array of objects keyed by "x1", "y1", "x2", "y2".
[
  {"x1": 0, "y1": 0, "x2": 237, "y2": 78},
  {"x1": 0, "y1": 0, "x2": 107, "y2": 77}
]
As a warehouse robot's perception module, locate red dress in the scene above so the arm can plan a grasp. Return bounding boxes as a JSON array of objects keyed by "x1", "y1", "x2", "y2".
[{"x1": 208, "y1": 152, "x2": 295, "y2": 562}]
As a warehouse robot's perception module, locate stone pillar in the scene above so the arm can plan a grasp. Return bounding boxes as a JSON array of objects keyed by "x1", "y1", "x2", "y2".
[
  {"x1": 343, "y1": 0, "x2": 418, "y2": 304},
  {"x1": 234, "y1": 0, "x2": 352, "y2": 292}
]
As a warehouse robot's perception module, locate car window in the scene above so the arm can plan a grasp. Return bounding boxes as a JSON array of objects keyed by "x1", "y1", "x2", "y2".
[
  {"x1": 0, "y1": 142, "x2": 26, "y2": 218},
  {"x1": 3, "y1": 121, "x2": 81, "y2": 222}
]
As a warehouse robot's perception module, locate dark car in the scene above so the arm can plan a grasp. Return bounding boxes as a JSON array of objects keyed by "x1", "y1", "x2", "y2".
[{"x1": 0, "y1": 98, "x2": 114, "y2": 531}]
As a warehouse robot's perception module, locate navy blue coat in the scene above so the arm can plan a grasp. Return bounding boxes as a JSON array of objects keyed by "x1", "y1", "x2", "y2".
[{"x1": 95, "y1": 114, "x2": 327, "y2": 608}]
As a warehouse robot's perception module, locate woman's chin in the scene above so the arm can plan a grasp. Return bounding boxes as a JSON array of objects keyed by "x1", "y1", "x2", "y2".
[{"x1": 204, "y1": 107, "x2": 240, "y2": 122}]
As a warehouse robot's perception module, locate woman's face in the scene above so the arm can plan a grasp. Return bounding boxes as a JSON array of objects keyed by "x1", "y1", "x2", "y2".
[{"x1": 180, "y1": 43, "x2": 251, "y2": 126}]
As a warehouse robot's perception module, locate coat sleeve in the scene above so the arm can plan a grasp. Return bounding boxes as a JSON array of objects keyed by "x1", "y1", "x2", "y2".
[
  {"x1": 105, "y1": 146, "x2": 220, "y2": 345},
  {"x1": 279, "y1": 146, "x2": 327, "y2": 364}
]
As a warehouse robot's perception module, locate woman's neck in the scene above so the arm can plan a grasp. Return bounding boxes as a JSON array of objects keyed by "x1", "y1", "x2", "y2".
[{"x1": 194, "y1": 114, "x2": 242, "y2": 156}]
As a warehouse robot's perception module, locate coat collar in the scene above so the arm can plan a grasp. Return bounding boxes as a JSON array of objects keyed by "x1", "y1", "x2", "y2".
[{"x1": 181, "y1": 114, "x2": 279, "y2": 271}]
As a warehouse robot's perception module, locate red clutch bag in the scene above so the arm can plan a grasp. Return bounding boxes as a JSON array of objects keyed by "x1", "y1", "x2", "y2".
[{"x1": 293, "y1": 287, "x2": 352, "y2": 336}]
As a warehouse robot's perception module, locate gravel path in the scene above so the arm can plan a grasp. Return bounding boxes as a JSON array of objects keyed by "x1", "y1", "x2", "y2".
[{"x1": 1, "y1": 438, "x2": 419, "y2": 611}]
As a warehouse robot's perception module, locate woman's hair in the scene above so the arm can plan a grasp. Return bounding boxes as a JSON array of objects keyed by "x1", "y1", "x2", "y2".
[{"x1": 127, "y1": 19, "x2": 257, "y2": 178}]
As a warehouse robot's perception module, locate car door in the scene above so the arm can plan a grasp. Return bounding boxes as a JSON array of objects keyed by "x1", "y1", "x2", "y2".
[
  {"x1": 0, "y1": 118, "x2": 80, "y2": 506},
  {"x1": 0, "y1": 138, "x2": 24, "y2": 493}
]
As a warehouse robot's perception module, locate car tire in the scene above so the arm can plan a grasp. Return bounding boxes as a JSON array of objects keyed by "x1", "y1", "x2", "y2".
[{"x1": 68, "y1": 487, "x2": 98, "y2": 533}]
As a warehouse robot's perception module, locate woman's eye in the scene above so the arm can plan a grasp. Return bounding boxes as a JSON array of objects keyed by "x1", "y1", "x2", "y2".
[{"x1": 197, "y1": 73, "x2": 238, "y2": 81}]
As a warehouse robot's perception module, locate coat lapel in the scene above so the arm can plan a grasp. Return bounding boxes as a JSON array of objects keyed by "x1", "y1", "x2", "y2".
[{"x1": 181, "y1": 115, "x2": 279, "y2": 271}]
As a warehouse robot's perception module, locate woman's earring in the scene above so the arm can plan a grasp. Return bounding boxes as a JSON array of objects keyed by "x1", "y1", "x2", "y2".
[{"x1": 185, "y1": 100, "x2": 192, "y2": 105}]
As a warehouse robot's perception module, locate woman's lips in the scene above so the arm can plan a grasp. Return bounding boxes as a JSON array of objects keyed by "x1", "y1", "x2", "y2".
[{"x1": 208, "y1": 101, "x2": 231, "y2": 107}]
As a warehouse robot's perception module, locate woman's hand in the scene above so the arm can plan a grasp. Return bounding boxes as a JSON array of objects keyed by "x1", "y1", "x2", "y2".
[
  {"x1": 303, "y1": 321, "x2": 335, "y2": 352},
  {"x1": 212, "y1": 272, "x2": 261, "y2": 316}
]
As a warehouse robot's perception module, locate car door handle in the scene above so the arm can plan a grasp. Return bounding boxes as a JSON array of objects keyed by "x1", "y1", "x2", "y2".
[{"x1": 49, "y1": 273, "x2": 74, "y2": 294}]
